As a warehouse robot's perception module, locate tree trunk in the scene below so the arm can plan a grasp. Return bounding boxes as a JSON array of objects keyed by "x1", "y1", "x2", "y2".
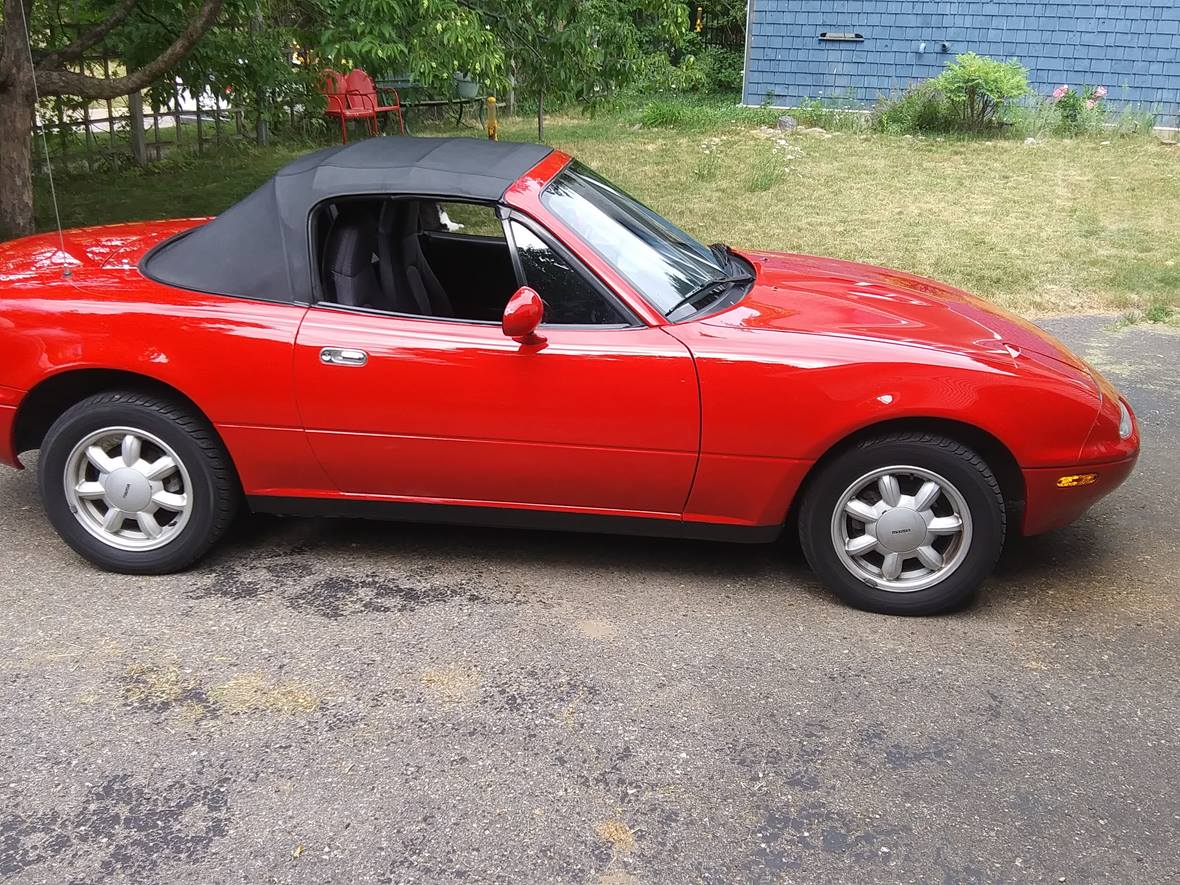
[
  {"x1": 129, "y1": 91, "x2": 147, "y2": 166},
  {"x1": 537, "y1": 87, "x2": 544, "y2": 142},
  {"x1": 0, "y1": 81, "x2": 36, "y2": 242},
  {"x1": 507, "y1": 59, "x2": 516, "y2": 117}
]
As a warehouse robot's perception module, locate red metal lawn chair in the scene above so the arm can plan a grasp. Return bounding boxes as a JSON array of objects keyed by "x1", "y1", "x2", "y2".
[
  {"x1": 345, "y1": 69, "x2": 406, "y2": 135},
  {"x1": 321, "y1": 69, "x2": 377, "y2": 143}
]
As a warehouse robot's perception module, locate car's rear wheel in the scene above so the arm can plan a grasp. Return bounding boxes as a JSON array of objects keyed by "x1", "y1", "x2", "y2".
[
  {"x1": 798, "y1": 432, "x2": 1005, "y2": 615},
  {"x1": 38, "y1": 391, "x2": 238, "y2": 574}
]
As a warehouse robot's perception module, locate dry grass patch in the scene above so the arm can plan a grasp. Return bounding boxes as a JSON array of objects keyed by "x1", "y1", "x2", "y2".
[
  {"x1": 121, "y1": 662, "x2": 203, "y2": 711},
  {"x1": 119, "y1": 660, "x2": 319, "y2": 719},
  {"x1": 421, "y1": 664, "x2": 482, "y2": 702},
  {"x1": 207, "y1": 674, "x2": 319, "y2": 715},
  {"x1": 595, "y1": 818, "x2": 637, "y2": 854}
]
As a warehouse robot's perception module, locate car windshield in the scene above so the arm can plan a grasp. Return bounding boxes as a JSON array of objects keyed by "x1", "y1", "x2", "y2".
[{"x1": 541, "y1": 161, "x2": 726, "y2": 314}]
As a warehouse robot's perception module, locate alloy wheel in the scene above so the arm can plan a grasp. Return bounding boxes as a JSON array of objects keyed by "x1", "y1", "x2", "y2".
[
  {"x1": 62, "y1": 426, "x2": 194, "y2": 552},
  {"x1": 830, "y1": 465, "x2": 973, "y2": 593}
]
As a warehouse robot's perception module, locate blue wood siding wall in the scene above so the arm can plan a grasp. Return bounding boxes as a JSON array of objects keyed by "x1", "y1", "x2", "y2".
[{"x1": 742, "y1": 1, "x2": 1180, "y2": 119}]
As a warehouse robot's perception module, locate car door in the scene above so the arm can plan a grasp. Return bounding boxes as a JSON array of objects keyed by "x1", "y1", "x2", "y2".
[{"x1": 293, "y1": 210, "x2": 700, "y2": 518}]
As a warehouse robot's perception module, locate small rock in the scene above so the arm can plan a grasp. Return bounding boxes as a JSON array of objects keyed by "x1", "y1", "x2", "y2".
[
  {"x1": 777, "y1": 114, "x2": 797, "y2": 131},
  {"x1": 1024, "y1": 137, "x2": 1037, "y2": 144},
  {"x1": 1100, "y1": 140, "x2": 1111, "y2": 145},
  {"x1": 798, "y1": 126, "x2": 831, "y2": 138}
]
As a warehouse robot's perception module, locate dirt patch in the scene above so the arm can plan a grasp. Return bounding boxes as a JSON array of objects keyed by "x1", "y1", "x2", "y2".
[
  {"x1": 118, "y1": 661, "x2": 318, "y2": 721},
  {"x1": 596, "y1": 819, "x2": 637, "y2": 854},
  {"x1": 421, "y1": 664, "x2": 482, "y2": 703},
  {"x1": 207, "y1": 674, "x2": 319, "y2": 715},
  {"x1": 577, "y1": 619, "x2": 621, "y2": 640},
  {"x1": 120, "y1": 663, "x2": 209, "y2": 713}
]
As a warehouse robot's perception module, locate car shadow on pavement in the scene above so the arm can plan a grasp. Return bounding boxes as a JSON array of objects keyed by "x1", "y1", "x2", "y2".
[
  {"x1": 207, "y1": 511, "x2": 1120, "y2": 617},
  {"x1": 218, "y1": 511, "x2": 797, "y2": 579}
]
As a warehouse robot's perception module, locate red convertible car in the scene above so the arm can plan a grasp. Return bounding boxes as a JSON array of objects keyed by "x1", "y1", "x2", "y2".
[{"x1": 0, "y1": 137, "x2": 1138, "y2": 614}]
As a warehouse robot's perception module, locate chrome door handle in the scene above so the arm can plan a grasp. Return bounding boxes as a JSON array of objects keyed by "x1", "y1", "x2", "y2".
[{"x1": 320, "y1": 347, "x2": 369, "y2": 367}]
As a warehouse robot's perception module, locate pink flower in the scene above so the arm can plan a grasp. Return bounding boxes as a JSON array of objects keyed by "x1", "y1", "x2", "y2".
[
  {"x1": 1093, "y1": 85, "x2": 1107, "y2": 99},
  {"x1": 1051, "y1": 84, "x2": 1069, "y2": 100},
  {"x1": 1085, "y1": 98, "x2": 1097, "y2": 109}
]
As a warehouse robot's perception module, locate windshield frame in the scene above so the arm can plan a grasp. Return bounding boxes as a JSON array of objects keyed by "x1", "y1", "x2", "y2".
[{"x1": 539, "y1": 161, "x2": 733, "y2": 318}]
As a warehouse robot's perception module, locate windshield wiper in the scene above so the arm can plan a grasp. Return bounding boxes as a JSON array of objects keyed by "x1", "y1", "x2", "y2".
[{"x1": 664, "y1": 270, "x2": 754, "y2": 318}]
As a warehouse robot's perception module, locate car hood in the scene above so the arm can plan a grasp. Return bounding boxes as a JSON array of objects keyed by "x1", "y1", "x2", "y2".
[{"x1": 709, "y1": 251, "x2": 1093, "y2": 378}]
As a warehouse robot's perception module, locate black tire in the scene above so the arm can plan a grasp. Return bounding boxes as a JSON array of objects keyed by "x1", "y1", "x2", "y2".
[
  {"x1": 37, "y1": 390, "x2": 239, "y2": 574},
  {"x1": 798, "y1": 431, "x2": 1006, "y2": 616}
]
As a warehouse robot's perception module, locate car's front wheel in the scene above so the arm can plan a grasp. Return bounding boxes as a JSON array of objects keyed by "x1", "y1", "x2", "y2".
[
  {"x1": 799, "y1": 432, "x2": 1006, "y2": 615},
  {"x1": 38, "y1": 391, "x2": 238, "y2": 574}
]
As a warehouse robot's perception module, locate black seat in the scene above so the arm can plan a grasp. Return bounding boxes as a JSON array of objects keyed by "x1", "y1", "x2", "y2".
[
  {"x1": 323, "y1": 208, "x2": 385, "y2": 309},
  {"x1": 395, "y1": 201, "x2": 454, "y2": 318}
]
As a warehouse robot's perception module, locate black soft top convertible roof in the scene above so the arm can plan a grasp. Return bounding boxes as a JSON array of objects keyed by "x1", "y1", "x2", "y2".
[{"x1": 141, "y1": 137, "x2": 553, "y2": 303}]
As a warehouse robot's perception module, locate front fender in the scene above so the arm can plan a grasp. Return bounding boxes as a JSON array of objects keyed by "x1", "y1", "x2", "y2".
[{"x1": 670, "y1": 324, "x2": 1100, "y2": 527}]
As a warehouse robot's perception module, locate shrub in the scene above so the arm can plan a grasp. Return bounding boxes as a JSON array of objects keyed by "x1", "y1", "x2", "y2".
[
  {"x1": 631, "y1": 51, "x2": 706, "y2": 95},
  {"x1": 791, "y1": 93, "x2": 867, "y2": 132},
  {"x1": 640, "y1": 98, "x2": 692, "y2": 128},
  {"x1": 1050, "y1": 84, "x2": 1109, "y2": 135},
  {"x1": 931, "y1": 52, "x2": 1029, "y2": 130},
  {"x1": 696, "y1": 45, "x2": 744, "y2": 93},
  {"x1": 871, "y1": 81, "x2": 958, "y2": 134}
]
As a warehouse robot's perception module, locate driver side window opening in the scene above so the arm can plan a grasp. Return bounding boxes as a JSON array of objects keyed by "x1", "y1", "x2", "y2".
[
  {"x1": 312, "y1": 196, "x2": 634, "y2": 327},
  {"x1": 508, "y1": 221, "x2": 627, "y2": 326}
]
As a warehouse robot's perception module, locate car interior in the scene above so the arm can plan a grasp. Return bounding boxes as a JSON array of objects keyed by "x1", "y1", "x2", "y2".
[{"x1": 314, "y1": 197, "x2": 629, "y2": 325}]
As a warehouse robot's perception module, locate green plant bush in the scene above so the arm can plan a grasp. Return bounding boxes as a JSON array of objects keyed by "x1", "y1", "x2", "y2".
[
  {"x1": 791, "y1": 94, "x2": 868, "y2": 131},
  {"x1": 1050, "y1": 84, "x2": 1113, "y2": 135},
  {"x1": 631, "y1": 51, "x2": 706, "y2": 94},
  {"x1": 931, "y1": 52, "x2": 1029, "y2": 130},
  {"x1": 696, "y1": 45, "x2": 744, "y2": 93},
  {"x1": 871, "y1": 81, "x2": 958, "y2": 134}
]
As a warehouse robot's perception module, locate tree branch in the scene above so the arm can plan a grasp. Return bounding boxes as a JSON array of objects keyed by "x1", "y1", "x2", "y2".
[
  {"x1": 454, "y1": 0, "x2": 545, "y2": 63},
  {"x1": 35, "y1": 0, "x2": 222, "y2": 99},
  {"x1": 38, "y1": 0, "x2": 140, "y2": 69}
]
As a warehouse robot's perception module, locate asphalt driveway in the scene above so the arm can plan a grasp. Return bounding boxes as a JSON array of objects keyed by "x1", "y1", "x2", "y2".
[{"x1": 1, "y1": 316, "x2": 1177, "y2": 884}]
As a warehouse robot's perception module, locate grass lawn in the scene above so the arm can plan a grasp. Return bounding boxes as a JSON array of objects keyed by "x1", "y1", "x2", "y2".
[{"x1": 33, "y1": 104, "x2": 1180, "y2": 317}]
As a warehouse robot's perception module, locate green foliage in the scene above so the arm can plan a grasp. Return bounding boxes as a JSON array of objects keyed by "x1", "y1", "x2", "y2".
[
  {"x1": 791, "y1": 94, "x2": 866, "y2": 132},
  {"x1": 496, "y1": 0, "x2": 688, "y2": 128},
  {"x1": 695, "y1": 45, "x2": 743, "y2": 93},
  {"x1": 637, "y1": 95, "x2": 779, "y2": 130},
  {"x1": 630, "y1": 51, "x2": 706, "y2": 93},
  {"x1": 639, "y1": 97, "x2": 691, "y2": 127},
  {"x1": 871, "y1": 81, "x2": 958, "y2": 134},
  {"x1": 1114, "y1": 296, "x2": 1178, "y2": 328},
  {"x1": 744, "y1": 147, "x2": 782, "y2": 191},
  {"x1": 316, "y1": 0, "x2": 505, "y2": 93},
  {"x1": 625, "y1": 41, "x2": 742, "y2": 98},
  {"x1": 1054, "y1": 88, "x2": 1089, "y2": 133},
  {"x1": 931, "y1": 52, "x2": 1029, "y2": 130}
]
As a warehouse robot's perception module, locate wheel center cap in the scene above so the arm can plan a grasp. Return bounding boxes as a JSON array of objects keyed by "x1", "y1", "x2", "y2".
[
  {"x1": 876, "y1": 507, "x2": 927, "y2": 553},
  {"x1": 102, "y1": 468, "x2": 152, "y2": 513}
]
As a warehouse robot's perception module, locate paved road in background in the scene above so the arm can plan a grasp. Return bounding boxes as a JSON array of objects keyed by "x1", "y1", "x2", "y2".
[{"x1": 1, "y1": 316, "x2": 1177, "y2": 884}]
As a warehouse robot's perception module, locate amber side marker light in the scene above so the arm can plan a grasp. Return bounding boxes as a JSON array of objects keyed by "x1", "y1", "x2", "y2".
[{"x1": 1057, "y1": 473, "x2": 1099, "y2": 488}]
